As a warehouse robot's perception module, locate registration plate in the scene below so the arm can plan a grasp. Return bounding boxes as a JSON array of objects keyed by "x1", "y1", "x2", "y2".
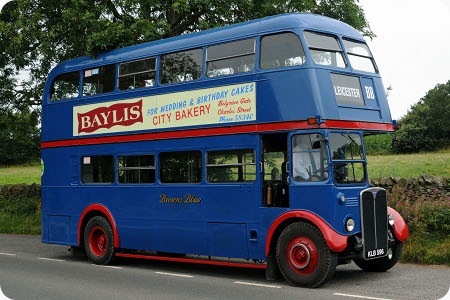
[{"x1": 366, "y1": 248, "x2": 387, "y2": 259}]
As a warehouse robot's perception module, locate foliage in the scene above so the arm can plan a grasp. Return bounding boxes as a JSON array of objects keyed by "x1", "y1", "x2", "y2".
[
  {"x1": 0, "y1": 111, "x2": 40, "y2": 165},
  {"x1": 387, "y1": 184, "x2": 450, "y2": 265},
  {"x1": 0, "y1": 0, "x2": 373, "y2": 114},
  {"x1": 393, "y1": 124, "x2": 437, "y2": 154},
  {"x1": 364, "y1": 133, "x2": 393, "y2": 155},
  {"x1": 394, "y1": 81, "x2": 450, "y2": 153}
]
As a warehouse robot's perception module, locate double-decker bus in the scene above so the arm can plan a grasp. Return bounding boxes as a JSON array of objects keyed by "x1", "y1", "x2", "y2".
[{"x1": 41, "y1": 13, "x2": 409, "y2": 287}]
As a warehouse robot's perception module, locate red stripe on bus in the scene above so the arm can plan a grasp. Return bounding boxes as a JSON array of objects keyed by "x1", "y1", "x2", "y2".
[
  {"x1": 41, "y1": 120, "x2": 394, "y2": 149},
  {"x1": 115, "y1": 252, "x2": 267, "y2": 269}
]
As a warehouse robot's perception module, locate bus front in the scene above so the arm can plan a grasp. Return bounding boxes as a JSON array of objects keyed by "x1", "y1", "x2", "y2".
[{"x1": 267, "y1": 20, "x2": 409, "y2": 287}]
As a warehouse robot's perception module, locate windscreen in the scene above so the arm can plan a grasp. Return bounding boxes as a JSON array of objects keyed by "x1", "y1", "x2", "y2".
[{"x1": 329, "y1": 133, "x2": 366, "y2": 184}]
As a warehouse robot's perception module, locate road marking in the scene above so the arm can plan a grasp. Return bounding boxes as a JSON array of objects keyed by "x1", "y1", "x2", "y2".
[
  {"x1": 37, "y1": 257, "x2": 65, "y2": 262},
  {"x1": 91, "y1": 264, "x2": 123, "y2": 269},
  {"x1": 0, "y1": 252, "x2": 16, "y2": 256},
  {"x1": 155, "y1": 271, "x2": 193, "y2": 278},
  {"x1": 334, "y1": 293, "x2": 392, "y2": 300},
  {"x1": 234, "y1": 281, "x2": 282, "y2": 289}
]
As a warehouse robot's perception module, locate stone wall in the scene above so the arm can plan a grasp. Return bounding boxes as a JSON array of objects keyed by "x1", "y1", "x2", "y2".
[
  {"x1": 0, "y1": 184, "x2": 41, "y2": 200},
  {"x1": 371, "y1": 175, "x2": 450, "y2": 199}
]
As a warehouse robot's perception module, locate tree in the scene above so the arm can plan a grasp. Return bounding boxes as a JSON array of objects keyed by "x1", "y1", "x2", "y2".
[
  {"x1": 0, "y1": 0, "x2": 373, "y2": 163},
  {"x1": 0, "y1": 111, "x2": 40, "y2": 165},
  {"x1": 394, "y1": 80, "x2": 450, "y2": 153}
]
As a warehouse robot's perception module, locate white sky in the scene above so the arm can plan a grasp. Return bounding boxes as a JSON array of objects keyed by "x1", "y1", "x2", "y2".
[
  {"x1": 2, "y1": 0, "x2": 449, "y2": 119},
  {"x1": 359, "y1": 0, "x2": 450, "y2": 119}
]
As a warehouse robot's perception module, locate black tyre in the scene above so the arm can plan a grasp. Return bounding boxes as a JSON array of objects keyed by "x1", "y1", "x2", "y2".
[
  {"x1": 84, "y1": 216, "x2": 116, "y2": 265},
  {"x1": 354, "y1": 241, "x2": 403, "y2": 272},
  {"x1": 276, "y1": 222, "x2": 337, "y2": 288}
]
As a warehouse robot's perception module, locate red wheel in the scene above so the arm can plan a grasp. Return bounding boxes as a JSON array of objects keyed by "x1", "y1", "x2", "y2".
[
  {"x1": 89, "y1": 226, "x2": 108, "y2": 256},
  {"x1": 286, "y1": 236, "x2": 319, "y2": 275},
  {"x1": 84, "y1": 216, "x2": 115, "y2": 265},
  {"x1": 276, "y1": 222, "x2": 337, "y2": 287}
]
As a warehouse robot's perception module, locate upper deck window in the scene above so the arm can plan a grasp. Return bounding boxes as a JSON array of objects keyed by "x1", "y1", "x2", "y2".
[
  {"x1": 119, "y1": 58, "x2": 156, "y2": 90},
  {"x1": 160, "y1": 49, "x2": 202, "y2": 84},
  {"x1": 207, "y1": 39, "x2": 255, "y2": 77},
  {"x1": 260, "y1": 32, "x2": 305, "y2": 69},
  {"x1": 83, "y1": 64, "x2": 115, "y2": 96},
  {"x1": 50, "y1": 71, "x2": 79, "y2": 101},
  {"x1": 304, "y1": 31, "x2": 346, "y2": 68},
  {"x1": 343, "y1": 39, "x2": 377, "y2": 73}
]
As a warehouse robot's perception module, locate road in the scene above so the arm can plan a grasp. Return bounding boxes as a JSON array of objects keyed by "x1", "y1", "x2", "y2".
[{"x1": 0, "y1": 235, "x2": 448, "y2": 300}]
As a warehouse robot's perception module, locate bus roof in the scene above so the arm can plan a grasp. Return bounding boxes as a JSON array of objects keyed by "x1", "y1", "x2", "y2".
[{"x1": 55, "y1": 13, "x2": 363, "y2": 72}]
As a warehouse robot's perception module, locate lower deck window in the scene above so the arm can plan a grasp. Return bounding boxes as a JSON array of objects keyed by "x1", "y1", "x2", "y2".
[
  {"x1": 118, "y1": 155, "x2": 155, "y2": 184},
  {"x1": 81, "y1": 156, "x2": 114, "y2": 184},
  {"x1": 159, "y1": 151, "x2": 202, "y2": 183},
  {"x1": 207, "y1": 149, "x2": 256, "y2": 182}
]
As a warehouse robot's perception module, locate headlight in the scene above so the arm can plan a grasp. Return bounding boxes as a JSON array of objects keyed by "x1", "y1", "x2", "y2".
[
  {"x1": 388, "y1": 214, "x2": 395, "y2": 226},
  {"x1": 345, "y1": 218, "x2": 355, "y2": 232}
]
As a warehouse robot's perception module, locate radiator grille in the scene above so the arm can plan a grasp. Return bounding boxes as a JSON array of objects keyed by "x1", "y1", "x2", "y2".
[{"x1": 360, "y1": 188, "x2": 388, "y2": 259}]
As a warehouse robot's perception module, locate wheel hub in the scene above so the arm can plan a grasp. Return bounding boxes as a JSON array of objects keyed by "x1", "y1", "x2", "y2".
[
  {"x1": 89, "y1": 226, "x2": 107, "y2": 257},
  {"x1": 286, "y1": 236, "x2": 319, "y2": 275},
  {"x1": 289, "y1": 243, "x2": 311, "y2": 269}
]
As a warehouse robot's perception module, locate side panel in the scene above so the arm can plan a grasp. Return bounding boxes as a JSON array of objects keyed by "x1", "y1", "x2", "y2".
[{"x1": 42, "y1": 134, "x2": 265, "y2": 259}]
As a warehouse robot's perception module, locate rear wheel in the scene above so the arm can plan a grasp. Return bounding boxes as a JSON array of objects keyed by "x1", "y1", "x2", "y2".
[
  {"x1": 84, "y1": 216, "x2": 115, "y2": 265},
  {"x1": 354, "y1": 240, "x2": 403, "y2": 272},
  {"x1": 276, "y1": 222, "x2": 337, "y2": 288}
]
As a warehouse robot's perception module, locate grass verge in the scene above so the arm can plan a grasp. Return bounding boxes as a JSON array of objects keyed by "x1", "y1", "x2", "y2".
[
  {"x1": 367, "y1": 148, "x2": 450, "y2": 178},
  {"x1": 0, "y1": 212, "x2": 41, "y2": 235},
  {"x1": 0, "y1": 161, "x2": 41, "y2": 185},
  {"x1": 402, "y1": 234, "x2": 450, "y2": 266}
]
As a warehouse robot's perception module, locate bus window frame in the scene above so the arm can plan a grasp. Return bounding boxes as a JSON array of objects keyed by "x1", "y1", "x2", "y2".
[
  {"x1": 50, "y1": 71, "x2": 81, "y2": 102},
  {"x1": 303, "y1": 30, "x2": 347, "y2": 69},
  {"x1": 82, "y1": 64, "x2": 117, "y2": 97},
  {"x1": 328, "y1": 131, "x2": 367, "y2": 186},
  {"x1": 206, "y1": 38, "x2": 256, "y2": 78},
  {"x1": 118, "y1": 57, "x2": 157, "y2": 91},
  {"x1": 159, "y1": 48, "x2": 204, "y2": 85},
  {"x1": 259, "y1": 31, "x2": 306, "y2": 71},
  {"x1": 117, "y1": 154, "x2": 156, "y2": 185},
  {"x1": 206, "y1": 148, "x2": 257, "y2": 184},
  {"x1": 342, "y1": 38, "x2": 379, "y2": 74}
]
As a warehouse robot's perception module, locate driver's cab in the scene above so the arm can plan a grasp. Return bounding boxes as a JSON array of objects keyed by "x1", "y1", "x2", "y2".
[{"x1": 262, "y1": 130, "x2": 367, "y2": 209}]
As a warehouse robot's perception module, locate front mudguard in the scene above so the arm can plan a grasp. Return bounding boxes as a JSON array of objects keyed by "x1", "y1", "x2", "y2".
[{"x1": 387, "y1": 207, "x2": 409, "y2": 242}]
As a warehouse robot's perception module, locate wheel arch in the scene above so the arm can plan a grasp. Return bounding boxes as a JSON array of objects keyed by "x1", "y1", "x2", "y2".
[
  {"x1": 78, "y1": 203, "x2": 120, "y2": 248},
  {"x1": 266, "y1": 211, "x2": 348, "y2": 258}
]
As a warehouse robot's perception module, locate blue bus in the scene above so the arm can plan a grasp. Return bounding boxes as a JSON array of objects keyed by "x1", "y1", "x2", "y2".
[{"x1": 41, "y1": 13, "x2": 409, "y2": 287}]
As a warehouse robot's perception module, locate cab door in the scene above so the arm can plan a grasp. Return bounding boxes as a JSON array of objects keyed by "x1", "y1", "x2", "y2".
[{"x1": 287, "y1": 131, "x2": 336, "y2": 223}]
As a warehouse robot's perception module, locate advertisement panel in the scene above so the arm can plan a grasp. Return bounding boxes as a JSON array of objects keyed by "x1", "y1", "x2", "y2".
[{"x1": 73, "y1": 82, "x2": 256, "y2": 136}]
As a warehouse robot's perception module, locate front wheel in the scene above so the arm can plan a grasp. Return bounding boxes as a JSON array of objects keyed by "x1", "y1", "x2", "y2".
[
  {"x1": 276, "y1": 222, "x2": 337, "y2": 288},
  {"x1": 84, "y1": 216, "x2": 116, "y2": 265},
  {"x1": 353, "y1": 240, "x2": 403, "y2": 272}
]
